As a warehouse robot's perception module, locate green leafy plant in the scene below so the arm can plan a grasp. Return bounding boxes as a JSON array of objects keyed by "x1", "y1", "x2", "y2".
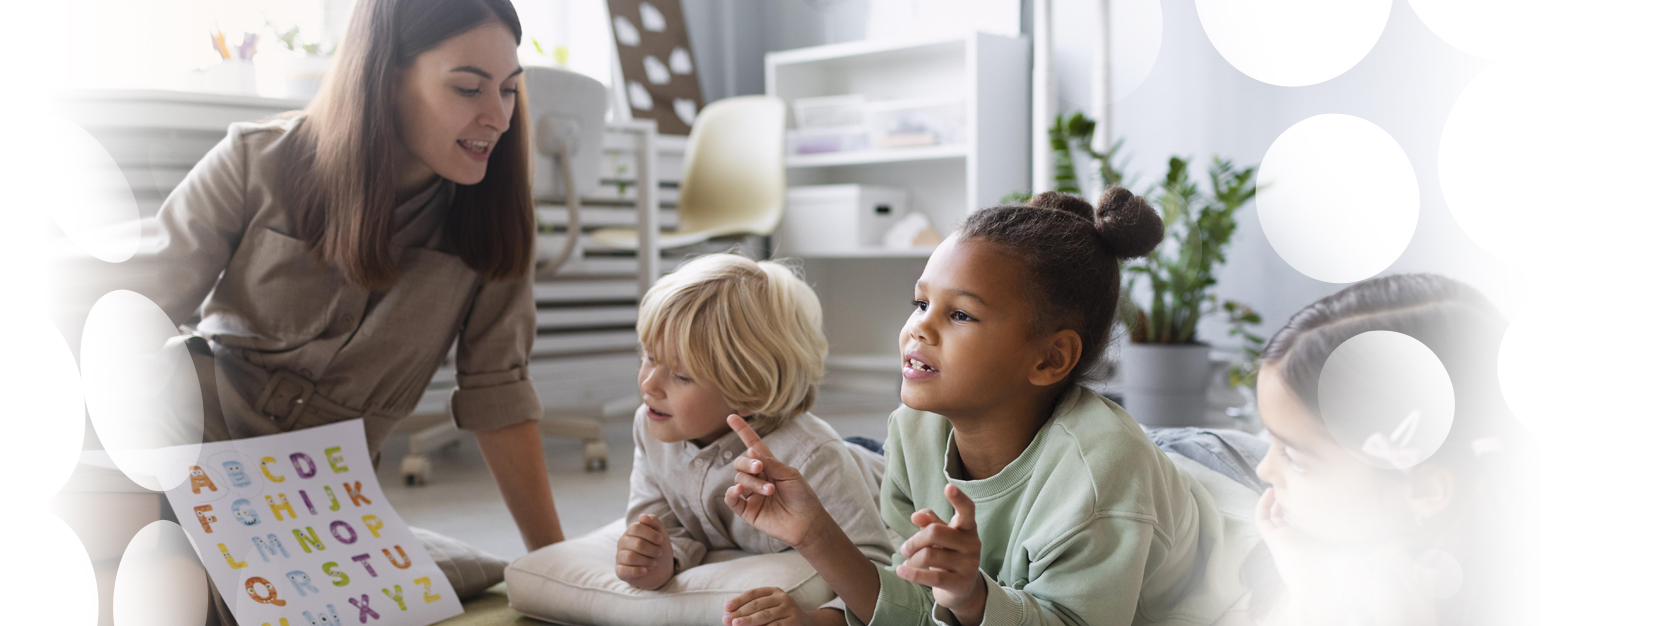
[
  {"x1": 1120, "y1": 154, "x2": 1259, "y2": 348},
  {"x1": 1223, "y1": 301, "x2": 1265, "y2": 388},
  {"x1": 1050, "y1": 112, "x2": 1131, "y2": 194},
  {"x1": 269, "y1": 22, "x2": 326, "y2": 56},
  {"x1": 1013, "y1": 112, "x2": 1263, "y2": 375},
  {"x1": 1002, "y1": 112, "x2": 1132, "y2": 204},
  {"x1": 531, "y1": 37, "x2": 571, "y2": 66}
]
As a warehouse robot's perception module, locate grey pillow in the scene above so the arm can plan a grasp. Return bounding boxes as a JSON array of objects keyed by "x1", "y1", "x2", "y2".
[{"x1": 412, "y1": 526, "x2": 509, "y2": 600}]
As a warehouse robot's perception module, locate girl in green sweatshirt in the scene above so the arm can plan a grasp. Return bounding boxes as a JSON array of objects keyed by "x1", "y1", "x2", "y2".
[{"x1": 717, "y1": 189, "x2": 1258, "y2": 626}]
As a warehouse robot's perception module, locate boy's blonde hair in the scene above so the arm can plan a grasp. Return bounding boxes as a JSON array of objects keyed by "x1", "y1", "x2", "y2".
[{"x1": 637, "y1": 254, "x2": 828, "y2": 433}]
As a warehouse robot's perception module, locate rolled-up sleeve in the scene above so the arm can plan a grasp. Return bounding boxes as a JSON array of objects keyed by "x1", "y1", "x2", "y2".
[{"x1": 449, "y1": 267, "x2": 541, "y2": 431}]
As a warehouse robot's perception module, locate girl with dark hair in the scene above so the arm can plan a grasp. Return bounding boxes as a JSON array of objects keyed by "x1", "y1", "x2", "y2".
[
  {"x1": 715, "y1": 190, "x2": 1258, "y2": 626},
  {"x1": 1246, "y1": 274, "x2": 1536, "y2": 625},
  {"x1": 133, "y1": 1, "x2": 561, "y2": 617}
]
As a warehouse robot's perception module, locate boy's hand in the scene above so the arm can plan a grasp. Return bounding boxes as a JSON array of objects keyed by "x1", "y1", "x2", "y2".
[
  {"x1": 897, "y1": 484, "x2": 987, "y2": 626},
  {"x1": 723, "y1": 587, "x2": 812, "y2": 626},
  {"x1": 616, "y1": 513, "x2": 675, "y2": 590},
  {"x1": 724, "y1": 414, "x2": 828, "y2": 548}
]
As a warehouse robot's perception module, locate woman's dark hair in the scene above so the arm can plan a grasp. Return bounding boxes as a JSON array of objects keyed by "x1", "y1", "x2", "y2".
[
  {"x1": 958, "y1": 188, "x2": 1163, "y2": 382},
  {"x1": 287, "y1": 0, "x2": 533, "y2": 289},
  {"x1": 1243, "y1": 273, "x2": 1535, "y2": 624}
]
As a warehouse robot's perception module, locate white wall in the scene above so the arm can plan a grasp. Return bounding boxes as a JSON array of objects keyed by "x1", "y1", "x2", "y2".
[
  {"x1": 684, "y1": 0, "x2": 1518, "y2": 348},
  {"x1": 680, "y1": 0, "x2": 871, "y2": 101}
]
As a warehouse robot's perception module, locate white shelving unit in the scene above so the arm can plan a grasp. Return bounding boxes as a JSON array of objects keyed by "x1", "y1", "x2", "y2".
[
  {"x1": 764, "y1": 34, "x2": 1031, "y2": 384},
  {"x1": 767, "y1": 32, "x2": 1031, "y2": 249}
]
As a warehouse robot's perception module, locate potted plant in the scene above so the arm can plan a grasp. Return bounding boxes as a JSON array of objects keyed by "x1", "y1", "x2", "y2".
[
  {"x1": 1039, "y1": 112, "x2": 1261, "y2": 426},
  {"x1": 270, "y1": 23, "x2": 332, "y2": 100},
  {"x1": 1119, "y1": 155, "x2": 1259, "y2": 425}
]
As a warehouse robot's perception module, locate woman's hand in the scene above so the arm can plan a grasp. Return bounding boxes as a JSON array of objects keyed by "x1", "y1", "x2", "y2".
[
  {"x1": 615, "y1": 513, "x2": 675, "y2": 590},
  {"x1": 723, "y1": 414, "x2": 829, "y2": 548},
  {"x1": 723, "y1": 587, "x2": 812, "y2": 626},
  {"x1": 896, "y1": 484, "x2": 987, "y2": 626}
]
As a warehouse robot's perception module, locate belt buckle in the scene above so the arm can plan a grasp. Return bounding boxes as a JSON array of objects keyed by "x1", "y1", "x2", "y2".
[{"x1": 256, "y1": 370, "x2": 316, "y2": 429}]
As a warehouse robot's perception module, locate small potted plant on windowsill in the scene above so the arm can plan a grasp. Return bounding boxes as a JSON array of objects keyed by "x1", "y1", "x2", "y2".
[{"x1": 271, "y1": 23, "x2": 333, "y2": 100}]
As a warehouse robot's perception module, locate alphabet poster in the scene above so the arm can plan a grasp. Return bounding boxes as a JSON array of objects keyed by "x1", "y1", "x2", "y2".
[{"x1": 162, "y1": 420, "x2": 463, "y2": 626}]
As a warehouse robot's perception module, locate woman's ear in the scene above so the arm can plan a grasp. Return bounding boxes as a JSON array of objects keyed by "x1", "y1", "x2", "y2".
[
  {"x1": 1029, "y1": 329, "x2": 1082, "y2": 387},
  {"x1": 1405, "y1": 463, "x2": 1457, "y2": 525}
]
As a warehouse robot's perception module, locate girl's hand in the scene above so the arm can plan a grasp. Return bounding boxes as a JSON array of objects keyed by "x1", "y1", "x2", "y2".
[
  {"x1": 1255, "y1": 488, "x2": 1434, "y2": 625},
  {"x1": 724, "y1": 414, "x2": 829, "y2": 548},
  {"x1": 615, "y1": 514, "x2": 675, "y2": 590},
  {"x1": 896, "y1": 484, "x2": 987, "y2": 626},
  {"x1": 723, "y1": 587, "x2": 811, "y2": 626},
  {"x1": 1255, "y1": 488, "x2": 1317, "y2": 593}
]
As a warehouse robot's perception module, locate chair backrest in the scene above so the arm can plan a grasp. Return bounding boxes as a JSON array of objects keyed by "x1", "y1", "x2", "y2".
[
  {"x1": 524, "y1": 66, "x2": 609, "y2": 201},
  {"x1": 675, "y1": 96, "x2": 786, "y2": 237}
]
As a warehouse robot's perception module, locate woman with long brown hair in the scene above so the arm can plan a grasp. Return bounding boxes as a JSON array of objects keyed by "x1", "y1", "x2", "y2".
[{"x1": 138, "y1": 0, "x2": 562, "y2": 609}]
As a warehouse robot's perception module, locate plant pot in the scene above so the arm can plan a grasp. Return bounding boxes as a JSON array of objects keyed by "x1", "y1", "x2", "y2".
[
  {"x1": 284, "y1": 55, "x2": 332, "y2": 100},
  {"x1": 1121, "y1": 343, "x2": 1215, "y2": 427}
]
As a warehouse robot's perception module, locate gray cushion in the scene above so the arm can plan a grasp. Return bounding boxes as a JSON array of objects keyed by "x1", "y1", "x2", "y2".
[{"x1": 414, "y1": 527, "x2": 510, "y2": 600}]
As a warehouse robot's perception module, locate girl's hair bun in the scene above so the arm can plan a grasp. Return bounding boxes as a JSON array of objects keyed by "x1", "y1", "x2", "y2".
[
  {"x1": 1094, "y1": 186, "x2": 1163, "y2": 259},
  {"x1": 1027, "y1": 190, "x2": 1095, "y2": 222}
]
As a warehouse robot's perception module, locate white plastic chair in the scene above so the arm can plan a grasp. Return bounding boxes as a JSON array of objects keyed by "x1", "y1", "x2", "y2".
[{"x1": 590, "y1": 96, "x2": 786, "y2": 250}]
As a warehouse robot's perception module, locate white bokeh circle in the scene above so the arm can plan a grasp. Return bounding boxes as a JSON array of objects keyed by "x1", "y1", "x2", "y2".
[
  {"x1": 1496, "y1": 303, "x2": 1641, "y2": 434},
  {"x1": 1258, "y1": 114, "x2": 1419, "y2": 283},
  {"x1": 0, "y1": 512, "x2": 99, "y2": 625},
  {"x1": 1318, "y1": 331, "x2": 1456, "y2": 470},
  {"x1": 1439, "y1": 58, "x2": 1653, "y2": 267},
  {"x1": 0, "y1": 310, "x2": 85, "y2": 499},
  {"x1": 115, "y1": 521, "x2": 209, "y2": 626},
  {"x1": 18, "y1": 117, "x2": 141, "y2": 263},
  {"x1": 1405, "y1": 0, "x2": 1544, "y2": 60},
  {"x1": 81, "y1": 290, "x2": 204, "y2": 491},
  {"x1": 1195, "y1": 0, "x2": 1391, "y2": 86}
]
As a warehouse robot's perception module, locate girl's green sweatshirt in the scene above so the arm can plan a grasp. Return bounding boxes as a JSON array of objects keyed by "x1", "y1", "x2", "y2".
[{"x1": 855, "y1": 386, "x2": 1257, "y2": 626}]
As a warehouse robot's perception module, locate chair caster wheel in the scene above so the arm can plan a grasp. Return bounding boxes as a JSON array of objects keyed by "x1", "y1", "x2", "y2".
[
  {"x1": 401, "y1": 455, "x2": 432, "y2": 486},
  {"x1": 583, "y1": 440, "x2": 609, "y2": 472}
]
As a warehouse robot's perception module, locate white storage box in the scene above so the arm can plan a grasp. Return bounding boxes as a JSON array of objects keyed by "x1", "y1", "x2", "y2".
[
  {"x1": 786, "y1": 126, "x2": 869, "y2": 155},
  {"x1": 776, "y1": 185, "x2": 909, "y2": 256},
  {"x1": 866, "y1": 97, "x2": 965, "y2": 149},
  {"x1": 792, "y1": 94, "x2": 867, "y2": 129}
]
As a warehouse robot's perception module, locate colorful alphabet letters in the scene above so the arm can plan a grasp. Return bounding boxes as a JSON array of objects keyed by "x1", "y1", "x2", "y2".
[{"x1": 163, "y1": 420, "x2": 461, "y2": 626}]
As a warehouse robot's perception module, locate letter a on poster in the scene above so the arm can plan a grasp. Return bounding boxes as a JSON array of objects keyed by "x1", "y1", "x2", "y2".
[{"x1": 162, "y1": 420, "x2": 463, "y2": 625}]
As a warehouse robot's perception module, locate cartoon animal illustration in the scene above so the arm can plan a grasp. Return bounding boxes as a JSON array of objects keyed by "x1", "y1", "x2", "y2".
[
  {"x1": 188, "y1": 465, "x2": 218, "y2": 494},
  {"x1": 232, "y1": 498, "x2": 260, "y2": 526},
  {"x1": 267, "y1": 493, "x2": 297, "y2": 521},
  {"x1": 223, "y1": 460, "x2": 252, "y2": 488}
]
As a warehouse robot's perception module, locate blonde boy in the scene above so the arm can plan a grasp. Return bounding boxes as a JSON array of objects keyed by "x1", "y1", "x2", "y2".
[{"x1": 616, "y1": 254, "x2": 889, "y2": 616}]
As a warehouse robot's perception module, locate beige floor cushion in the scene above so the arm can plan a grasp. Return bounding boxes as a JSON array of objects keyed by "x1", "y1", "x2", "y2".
[{"x1": 506, "y1": 518, "x2": 834, "y2": 626}]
